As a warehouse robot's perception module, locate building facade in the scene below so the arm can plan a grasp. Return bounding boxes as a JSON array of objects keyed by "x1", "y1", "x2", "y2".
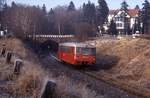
[{"x1": 105, "y1": 9, "x2": 140, "y2": 35}]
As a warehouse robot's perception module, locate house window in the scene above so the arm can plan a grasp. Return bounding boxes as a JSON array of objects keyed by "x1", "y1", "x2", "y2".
[
  {"x1": 115, "y1": 17, "x2": 119, "y2": 21},
  {"x1": 120, "y1": 18, "x2": 123, "y2": 21},
  {"x1": 115, "y1": 17, "x2": 124, "y2": 22},
  {"x1": 116, "y1": 23, "x2": 123, "y2": 27},
  {"x1": 120, "y1": 23, "x2": 123, "y2": 27}
]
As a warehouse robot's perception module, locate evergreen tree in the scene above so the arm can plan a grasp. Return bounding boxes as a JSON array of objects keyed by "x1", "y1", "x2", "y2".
[
  {"x1": 108, "y1": 20, "x2": 118, "y2": 35},
  {"x1": 83, "y1": 1, "x2": 96, "y2": 25},
  {"x1": 68, "y1": 1, "x2": 75, "y2": 11},
  {"x1": 135, "y1": 5, "x2": 140, "y2": 10},
  {"x1": 141, "y1": 0, "x2": 150, "y2": 34},
  {"x1": 120, "y1": 0, "x2": 130, "y2": 35},
  {"x1": 96, "y1": 0, "x2": 109, "y2": 27},
  {"x1": 42, "y1": 4, "x2": 46, "y2": 14},
  {"x1": 0, "y1": 0, "x2": 6, "y2": 25},
  {"x1": 133, "y1": 19, "x2": 141, "y2": 34},
  {"x1": 2, "y1": 3, "x2": 9, "y2": 29},
  {"x1": 3, "y1": 3, "x2": 7, "y2": 10},
  {"x1": 127, "y1": 25, "x2": 131, "y2": 35},
  {"x1": 48, "y1": 8, "x2": 55, "y2": 34},
  {"x1": 82, "y1": 3, "x2": 86, "y2": 20},
  {"x1": 121, "y1": 0, "x2": 129, "y2": 12},
  {"x1": 0, "y1": 0, "x2": 5, "y2": 10},
  {"x1": 48, "y1": 8, "x2": 54, "y2": 15},
  {"x1": 11, "y1": 1, "x2": 17, "y2": 8}
]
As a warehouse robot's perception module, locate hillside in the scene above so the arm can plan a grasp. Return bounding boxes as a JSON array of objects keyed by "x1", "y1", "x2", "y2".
[
  {"x1": 96, "y1": 38, "x2": 150, "y2": 90},
  {"x1": 1, "y1": 37, "x2": 150, "y2": 97},
  {"x1": 0, "y1": 38, "x2": 44, "y2": 97}
]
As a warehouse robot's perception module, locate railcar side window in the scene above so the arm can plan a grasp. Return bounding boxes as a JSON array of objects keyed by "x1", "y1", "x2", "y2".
[
  {"x1": 76, "y1": 47, "x2": 96, "y2": 55},
  {"x1": 76, "y1": 47, "x2": 82, "y2": 54}
]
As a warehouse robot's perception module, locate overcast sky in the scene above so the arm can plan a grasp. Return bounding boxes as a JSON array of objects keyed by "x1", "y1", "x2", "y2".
[{"x1": 7, "y1": 0, "x2": 145, "y2": 11}]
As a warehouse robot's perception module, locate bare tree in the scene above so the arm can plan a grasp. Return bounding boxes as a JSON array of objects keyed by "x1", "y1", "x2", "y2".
[
  {"x1": 53, "y1": 6, "x2": 68, "y2": 35},
  {"x1": 0, "y1": 0, "x2": 5, "y2": 10},
  {"x1": 3, "y1": 4, "x2": 48, "y2": 38},
  {"x1": 75, "y1": 22, "x2": 93, "y2": 41},
  {"x1": 53, "y1": 6, "x2": 83, "y2": 35},
  {"x1": 2, "y1": 1, "x2": 97, "y2": 40}
]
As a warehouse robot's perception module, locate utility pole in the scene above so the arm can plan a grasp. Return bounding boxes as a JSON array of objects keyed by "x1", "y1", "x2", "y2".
[
  {"x1": 58, "y1": 23, "x2": 61, "y2": 35},
  {"x1": 58, "y1": 23, "x2": 61, "y2": 43}
]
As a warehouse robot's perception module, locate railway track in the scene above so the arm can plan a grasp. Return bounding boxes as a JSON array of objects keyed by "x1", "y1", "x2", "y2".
[
  {"x1": 50, "y1": 54, "x2": 150, "y2": 98},
  {"x1": 83, "y1": 72, "x2": 150, "y2": 98}
]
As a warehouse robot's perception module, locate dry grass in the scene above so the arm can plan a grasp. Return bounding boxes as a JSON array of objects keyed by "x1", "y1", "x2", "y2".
[
  {"x1": 0, "y1": 38, "x2": 38, "y2": 62},
  {"x1": 7, "y1": 62, "x2": 45, "y2": 97},
  {"x1": 0, "y1": 56, "x2": 14, "y2": 81},
  {"x1": 51, "y1": 75, "x2": 103, "y2": 98},
  {"x1": 0, "y1": 38, "x2": 45, "y2": 97},
  {"x1": 96, "y1": 38, "x2": 150, "y2": 89},
  {"x1": 0, "y1": 38, "x2": 27, "y2": 58}
]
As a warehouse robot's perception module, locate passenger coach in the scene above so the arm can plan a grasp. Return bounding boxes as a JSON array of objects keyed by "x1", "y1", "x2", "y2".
[{"x1": 58, "y1": 42, "x2": 96, "y2": 66}]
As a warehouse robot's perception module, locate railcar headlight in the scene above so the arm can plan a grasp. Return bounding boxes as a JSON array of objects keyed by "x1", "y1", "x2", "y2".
[{"x1": 93, "y1": 58, "x2": 96, "y2": 61}]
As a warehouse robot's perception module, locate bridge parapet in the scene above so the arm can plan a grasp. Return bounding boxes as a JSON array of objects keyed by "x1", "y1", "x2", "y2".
[
  {"x1": 28, "y1": 34, "x2": 75, "y2": 43},
  {"x1": 28, "y1": 34, "x2": 74, "y2": 38}
]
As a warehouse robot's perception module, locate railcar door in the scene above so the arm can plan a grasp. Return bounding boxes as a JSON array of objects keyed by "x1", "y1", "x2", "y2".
[{"x1": 58, "y1": 46, "x2": 63, "y2": 60}]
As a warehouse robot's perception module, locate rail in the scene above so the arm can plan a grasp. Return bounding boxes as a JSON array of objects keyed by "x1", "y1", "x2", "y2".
[
  {"x1": 51, "y1": 54, "x2": 150, "y2": 98},
  {"x1": 84, "y1": 72, "x2": 150, "y2": 98}
]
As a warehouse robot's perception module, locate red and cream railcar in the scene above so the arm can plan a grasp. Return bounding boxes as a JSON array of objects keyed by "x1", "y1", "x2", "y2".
[{"x1": 58, "y1": 42, "x2": 96, "y2": 66}]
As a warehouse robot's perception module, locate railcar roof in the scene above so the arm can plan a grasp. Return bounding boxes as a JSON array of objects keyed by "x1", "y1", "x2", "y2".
[{"x1": 59, "y1": 42, "x2": 95, "y2": 48}]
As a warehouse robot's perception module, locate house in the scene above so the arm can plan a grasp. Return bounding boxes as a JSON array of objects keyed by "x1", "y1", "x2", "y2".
[{"x1": 106, "y1": 9, "x2": 140, "y2": 35}]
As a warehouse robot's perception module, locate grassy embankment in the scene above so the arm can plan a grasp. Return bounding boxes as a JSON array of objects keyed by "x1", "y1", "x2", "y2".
[{"x1": 96, "y1": 38, "x2": 150, "y2": 97}]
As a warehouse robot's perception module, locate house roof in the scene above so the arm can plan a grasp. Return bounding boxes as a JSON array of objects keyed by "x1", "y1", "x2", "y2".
[
  {"x1": 109, "y1": 9, "x2": 139, "y2": 17},
  {"x1": 109, "y1": 9, "x2": 119, "y2": 15},
  {"x1": 128, "y1": 9, "x2": 139, "y2": 17}
]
